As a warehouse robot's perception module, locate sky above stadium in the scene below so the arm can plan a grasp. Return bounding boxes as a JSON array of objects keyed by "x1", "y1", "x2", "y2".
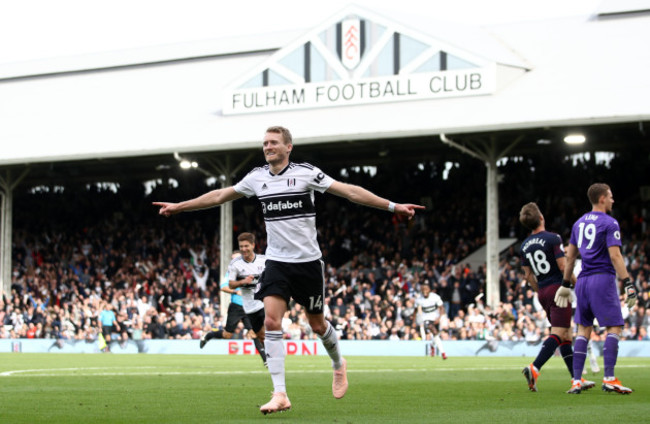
[{"x1": 1, "y1": 0, "x2": 602, "y2": 64}]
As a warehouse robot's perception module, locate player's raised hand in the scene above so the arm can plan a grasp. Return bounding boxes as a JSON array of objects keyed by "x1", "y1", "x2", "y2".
[
  {"x1": 394, "y1": 203, "x2": 426, "y2": 220},
  {"x1": 152, "y1": 201, "x2": 180, "y2": 217},
  {"x1": 554, "y1": 282, "x2": 572, "y2": 308}
]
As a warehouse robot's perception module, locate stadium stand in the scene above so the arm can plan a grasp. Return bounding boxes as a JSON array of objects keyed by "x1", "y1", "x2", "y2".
[{"x1": 1, "y1": 153, "x2": 649, "y2": 344}]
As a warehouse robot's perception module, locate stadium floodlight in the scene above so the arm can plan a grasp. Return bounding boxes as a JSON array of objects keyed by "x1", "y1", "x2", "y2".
[
  {"x1": 173, "y1": 151, "x2": 215, "y2": 179},
  {"x1": 179, "y1": 160, "x2": 198, "y2": 169},
  {"x1": 173, "y1": 151, "x2": 199, "y2": 169},
  {"x1": 564, "y1": 134, "x2": 586, "y2": 144}
]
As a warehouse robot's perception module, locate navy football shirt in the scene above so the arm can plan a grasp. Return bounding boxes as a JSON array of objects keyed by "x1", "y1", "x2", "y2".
[{"x1": 520, "y1": 231, "x2": 565, "y2": 288}]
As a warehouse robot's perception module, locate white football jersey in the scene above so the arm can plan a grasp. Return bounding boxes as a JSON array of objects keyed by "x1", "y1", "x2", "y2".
[
  {"x1": 228, "y1": 254, "x2": 266, "y2": 314},
  {"x1": 234, "y1": 162, "x2": 334, "y2": 262},
  {"x1": 416, "y1": 292, "x2": 443, "y2": 322}
]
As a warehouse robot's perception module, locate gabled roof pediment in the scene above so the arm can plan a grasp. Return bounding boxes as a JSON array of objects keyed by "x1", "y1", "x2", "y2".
[{"x1": 223, "y1": 5, "x2": 527, "y2": 114}]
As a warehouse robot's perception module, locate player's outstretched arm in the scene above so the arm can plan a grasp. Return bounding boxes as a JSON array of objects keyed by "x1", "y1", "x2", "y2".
[
  {"x1": 326, "y1": 181, "x2": 425, "y2": 219},
  {"x1": 393, "y1": 203, "x2": 426, "y2": 219},
  {"x1": 153, "y1": 187, "x2": 243, "y2": 216}
]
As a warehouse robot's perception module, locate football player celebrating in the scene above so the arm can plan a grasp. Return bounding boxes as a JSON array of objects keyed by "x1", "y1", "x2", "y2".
[{"x1": 154, "y1": 126, "x2": 425, "y2": 414}]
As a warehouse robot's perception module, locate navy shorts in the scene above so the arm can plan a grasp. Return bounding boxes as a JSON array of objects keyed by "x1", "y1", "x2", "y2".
[{"x1": 254, "y1": 259, "x2": 326, "y2": 314}]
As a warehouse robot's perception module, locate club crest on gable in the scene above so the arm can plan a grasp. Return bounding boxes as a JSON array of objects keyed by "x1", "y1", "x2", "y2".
[
  {"x1": 222, "y1": 5, "x2": 521, "y2": 115},
  {"x1": 340, "y1": 18, "x2": 363, "y2": 70}
]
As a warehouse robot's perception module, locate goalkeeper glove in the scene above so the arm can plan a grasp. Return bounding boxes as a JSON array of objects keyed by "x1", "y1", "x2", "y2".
[
  {"x1": 554, "y1": 280, "x2": 572, "y2": 308},
  {"x1": 622, "y1": 277, "x2": 637, "y2": 308}
]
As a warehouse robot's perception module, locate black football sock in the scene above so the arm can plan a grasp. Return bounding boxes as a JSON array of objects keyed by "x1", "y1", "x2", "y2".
[
  {"x1": 559, "y1": 341, "x2": 574, "y2": 376},
  {"x1": 254, "y1": 338, "x2": 267, "y2": 363},
  {"x1": 533, "y1": 334, "x2": 561, "y2": 371},
  {"x1": 206, "y1": 330, "x2": 223, "y2": 340}
]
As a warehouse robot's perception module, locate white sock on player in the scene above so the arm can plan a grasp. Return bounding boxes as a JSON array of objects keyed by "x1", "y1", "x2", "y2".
[
  {"x1": 434, "y1": 335, "x2": 445, "y2": 355},
  {"x1": 265, "y1": 330, "x2": 286, "y2": 393},
  {"x1": 318, "y1": 321, "x2": 343, "y2": 369}
]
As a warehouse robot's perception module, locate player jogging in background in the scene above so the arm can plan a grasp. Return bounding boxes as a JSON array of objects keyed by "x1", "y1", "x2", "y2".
[
  {"x1": 555, "y1": 183, "x2": 637, "y2": 394},
  {"x1": 154, "y1": 125, "x2": 424, "y2": 415},
  {"x1": 226, "y1": 232, "x2": 267, "y2": 366},
  {"x1": 200, "y1": 249, "x2": 267, "y2": 366},
  {"x1": 518, "y1": 202, "x2": 595, "y2": 392},
  {"x1": 414, "y1": 283, "x2": 447, "y2": 359}
]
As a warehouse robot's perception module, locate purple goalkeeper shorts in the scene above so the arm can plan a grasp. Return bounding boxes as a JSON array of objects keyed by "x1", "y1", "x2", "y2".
[
  {"x1": 538, "y1": 283, "x2": 572, "y2": 328},
  {"x1": 574, "y1": 273, "x2": 624, "y2": 327}
]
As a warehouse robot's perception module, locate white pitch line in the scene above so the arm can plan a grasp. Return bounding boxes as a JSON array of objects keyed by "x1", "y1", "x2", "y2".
[
  {"x1": 0, "y1": 367, "x2": 462, "y2": 377},
  {"x1": 1, "y1": 363, "x2": 648, "y2": 377},
  {"x1": 0, "y1": 366, "x2": 159, "y2": 377}
]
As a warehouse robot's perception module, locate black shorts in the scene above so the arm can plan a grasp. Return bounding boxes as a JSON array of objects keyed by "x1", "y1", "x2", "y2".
[
  {"x1": 246, "y1": 308, "x2": 265, "y2": 333},
  {"x1": 101, "y1": 325, "x2": 114, "y2": 338},
  {"x1": 423, "y1": 320, "x2": 439, "y2": 335},
  {"x1": 254, "y1": 259, "x2": 326, "y2": 314},
  {"x1": 225, "y1": 302, "x2": 252, "y2": 333}
]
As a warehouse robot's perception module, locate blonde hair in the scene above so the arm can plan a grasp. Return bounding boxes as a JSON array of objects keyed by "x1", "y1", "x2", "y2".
[{"x1": 266, "y1": 126, "x2": 293, "y2": 145}]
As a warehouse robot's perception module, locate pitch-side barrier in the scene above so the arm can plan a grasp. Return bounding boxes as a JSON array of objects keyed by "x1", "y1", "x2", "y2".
[{"x1": 1, "y1": 338, "x2": 649, "y2": 357}]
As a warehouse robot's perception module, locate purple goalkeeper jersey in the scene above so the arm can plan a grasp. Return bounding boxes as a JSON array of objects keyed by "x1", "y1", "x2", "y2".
[{"x1": 569, "y1": 211, "x2": 621, "y2": 277}]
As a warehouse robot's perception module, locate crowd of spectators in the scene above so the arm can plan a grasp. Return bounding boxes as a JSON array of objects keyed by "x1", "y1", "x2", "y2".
[{"x1": 2, "y1": 151, "x2": 649, "y2": 347}]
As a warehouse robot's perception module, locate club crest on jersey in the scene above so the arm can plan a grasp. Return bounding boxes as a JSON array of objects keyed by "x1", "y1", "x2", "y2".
[{"x1": 287, "y1": 178, "x2": 296, "y2": 187}]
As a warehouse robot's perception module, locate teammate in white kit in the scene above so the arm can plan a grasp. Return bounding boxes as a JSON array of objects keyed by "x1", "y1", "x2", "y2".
[
  {"x1": 154, "y1": 126, "x2": 425, "y2": 414},
  {"x1": 414, "y1": 284, "x2": 447, "y2": 359},
  {"x1": 200, "y1": 234, "x2": 268, "y2": 366},
  {"x1": 227, "y1": 232, "x2": 267, "y2": 365}
]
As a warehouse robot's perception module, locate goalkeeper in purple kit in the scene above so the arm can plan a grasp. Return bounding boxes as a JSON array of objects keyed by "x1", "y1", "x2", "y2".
[{"x1": 555, "y1": 183, "x2": 637, "y2": 394}]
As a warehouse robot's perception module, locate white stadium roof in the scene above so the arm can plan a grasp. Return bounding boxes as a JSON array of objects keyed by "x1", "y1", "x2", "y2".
[{"x1": 0, "y1": 2, "x2": 649, "y2": 166}]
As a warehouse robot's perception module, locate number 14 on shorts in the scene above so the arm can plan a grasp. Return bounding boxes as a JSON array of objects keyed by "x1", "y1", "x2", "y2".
[{"x1": 309, "y1": 295, "x2": 323, "y2": 310}]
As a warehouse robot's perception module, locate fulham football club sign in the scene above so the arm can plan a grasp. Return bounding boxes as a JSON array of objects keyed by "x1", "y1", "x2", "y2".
[{"x1": 222, "y1": 6, "x2": 497, "y2": 115}]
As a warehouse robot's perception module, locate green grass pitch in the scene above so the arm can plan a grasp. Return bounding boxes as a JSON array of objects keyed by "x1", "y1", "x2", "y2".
[{"x1": 1, "y1": 353, "x2": 648, "y2": 423}]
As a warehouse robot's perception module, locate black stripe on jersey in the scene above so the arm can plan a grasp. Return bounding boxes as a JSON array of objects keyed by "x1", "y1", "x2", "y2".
[
  {"x1": 258, "y1": 192, "x2": 315, "y2": 219},
  {"x1": 244, "y1": 165, "x2": 268, "y2": 177},
  {"x1": 258, "y1": 191, "x2": 310, "y2": 200},
  {"x1": 295, "y1": 162, "x2": 314, "y2": 170},
  {"x1": 264, "y1": 213, "x2": 317, "y2": 222}
]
